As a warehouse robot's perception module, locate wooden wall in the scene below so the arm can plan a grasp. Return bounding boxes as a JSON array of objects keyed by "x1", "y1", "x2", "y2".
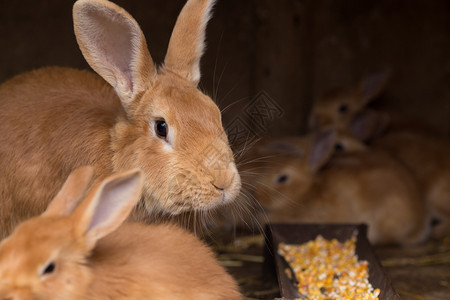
[{"x1": 1, "y1": 0, "x2": 449, "y2": 148}]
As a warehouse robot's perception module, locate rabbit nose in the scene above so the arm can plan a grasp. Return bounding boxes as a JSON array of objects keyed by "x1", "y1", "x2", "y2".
[
  {"x1": 211, "y1": 175, "x2": 230, "y2": 192},
  {"x1": 212, "y1": 182, "x2": 224, "y2": 191},
  {"x1": 211, "y1": 181, "x2": 227, "y2": 204},
  {"x1": 209, "y1": 162, "x2": 235, "y2": 191}
]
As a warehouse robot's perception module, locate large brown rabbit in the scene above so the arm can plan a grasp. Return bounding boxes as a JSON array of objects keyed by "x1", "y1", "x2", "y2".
[
  {"x1": 309, "y1": 71, "x2": 450, "y2": 238},
  {"x1": 0, "y1": 166, "x2": 242, "y2": 299},
  {"x1": 242, "y1": 130, "x2": 430, "y2": 245},
  {"x1": 0, "y1": 0, "x2": 241, "y2": 238}
]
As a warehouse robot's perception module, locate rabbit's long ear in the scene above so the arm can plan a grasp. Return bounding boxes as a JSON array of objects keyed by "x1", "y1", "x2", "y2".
[
  {"x1": 350, "y1": 109, "x2": 391, "y2": 142},
  {"x1": 164, "y1": 0, "x2": 215, "y2": 86},
  {"x1": 72, "y1": 169, "x2": 144, "y2": 250},
  {"x1": 43, "y1": 166, "x2": 95, "y2": 217},
  {"x1": 73, "y1": 0, "x2": 155, "y2": 110},
  {"x1": 308, "y1": 129, "x2": 337, "y2": 173},
  {"x1": 358, "y1": 69, "x2": 391, "y2": 105}
]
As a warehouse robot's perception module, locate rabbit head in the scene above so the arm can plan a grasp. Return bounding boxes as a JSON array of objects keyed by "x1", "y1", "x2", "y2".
[
  {"x1": 0, "y1": 166, "x2": 144, "y2": 300},
  {"x1": 72, "y1": 0, "x2": 241, "y2": 215},
  {"x1": 309, "y1": 70, "x2": 391, "y2": 138},
  {"x1": 244, "y1": 131, "x2": 336, "y2": 217}
]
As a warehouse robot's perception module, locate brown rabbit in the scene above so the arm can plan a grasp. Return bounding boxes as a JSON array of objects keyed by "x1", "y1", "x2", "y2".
[
  {"x1": 371, "y1": 131, "x2": 450, "y2": 238},
  {"x1": 242, "y1": 130, "x2": 430, "y2": 245},
  {"x1": 0, "y1": 0, "x2": 241, "y2": 238},
  {"x1": 308, "y1": 70, "x2": 392, "y2": 140},
  {"x1": 309, "y1": 71, "x2": 450, "y2": 238},
  {"x1": 0, "y1": 166, "x2": 242, "y2": 300},
  {"x1": 309, "y1": 70, "x2": 434, "y2": 140}
]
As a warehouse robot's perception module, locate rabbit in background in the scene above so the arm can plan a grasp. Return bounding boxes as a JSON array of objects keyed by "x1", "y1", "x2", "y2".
[
  {"x1": 309, "y1": 69, "x2": 439, "y2": 141},
  {"x1": 0, "y1": 0, "x2": 241, "y2": 238},
  {"x1": 0, "y1": 166, "x2": 242, "y2": 300},
  {"x1": 308, "y1": 70, "x2": 392, "y2": 141},
  {"x1": 371, "y1": 131, "x2": 450, "y2": 238},
  {"x1": 308, "y1": 70, "x2": 450, "y2": 238},
  {"x1": 241, "y1": 130, "x2": 430, "y2": 245}
]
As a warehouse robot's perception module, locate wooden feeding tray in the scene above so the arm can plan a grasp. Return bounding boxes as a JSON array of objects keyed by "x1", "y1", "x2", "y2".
[{"x1": 265, "y1": 223, "x2": 400, "y2": 300}]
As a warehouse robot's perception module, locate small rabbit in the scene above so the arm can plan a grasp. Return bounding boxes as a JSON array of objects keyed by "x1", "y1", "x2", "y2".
[
  {"x1": 309, "y1": 71, "x2": 450, "y2": 238},
  {"x1": 309, "y1": 69, "x2": 433, "y2": 140},
  {"x1": 0, "y1": 0, "x2": 241, "y2": 238},
  {"x1": 308, "y1": 70, "x2": 392, "y2": 140},
  {"x1": 0, "y1": 166, "x2": 242, "y2": 300},
  {"x1": 243, "y1": 130, "x2": 430, "y2": 245}
]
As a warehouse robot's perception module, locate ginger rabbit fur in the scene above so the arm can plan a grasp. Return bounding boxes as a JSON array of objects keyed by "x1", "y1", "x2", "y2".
[
  {"x1": 309, "y1": 71, "x2": 450, "y2": 238},
  {"x1": 0, "y1": 0, "x2": 241, "y2": 238},
  {"x1": 243, "y1": 131, "x2": 430, "y2": 245},
  {"x1": 0, "y1": 166, "x2": 242, "y2": 300}
]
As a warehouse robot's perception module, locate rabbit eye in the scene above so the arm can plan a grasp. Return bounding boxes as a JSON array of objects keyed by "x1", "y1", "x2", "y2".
[
  {"x1": 155, "y1": 120, "x2": 168, "y2": 139},
  {"x1": 334, "y1": 143, "x2": 344, "y2": 151},
  {"x1": 42, "y1": 262, "x2": 56, "y2": 276},
  {"x1": 276, "y1": 174, "x2": 289, "y2": 184},
  {"x1": 338, "y1": 104, "x2": 348, "y2": 113}
]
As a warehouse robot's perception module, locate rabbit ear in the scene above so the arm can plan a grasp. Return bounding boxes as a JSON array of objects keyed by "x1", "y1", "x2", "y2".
[
  {"x1": 72, "y1": 169, "x2": 144, "y2": 249},
  {"x1": 73, "y1": 0, "x2": 155, "y2": 110},
  {"x1": 308, "y1": 129, "x2": 337, "y2": 173},
  {"x1": 43, "y1": 166, "x2": 95, "y2": 217},
  {"x1": 163, "y1": 0, "x2": 216, "y2": 85},
  {"x1": 359, "y1": 69, "x2": 391, "y2": 105},
  {"x1": 350, "y1": 109, "x2": 391, "y2": 142}
]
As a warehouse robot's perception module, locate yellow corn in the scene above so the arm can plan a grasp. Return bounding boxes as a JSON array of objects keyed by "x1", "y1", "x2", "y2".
[{"x1": 278, "y1": 235, "x2": 381, "y2": 300}]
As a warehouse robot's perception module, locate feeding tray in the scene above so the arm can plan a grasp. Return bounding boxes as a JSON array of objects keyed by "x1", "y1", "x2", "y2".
[{"x1": 265, "y1": 223, "x2": 400, "y2": 300}]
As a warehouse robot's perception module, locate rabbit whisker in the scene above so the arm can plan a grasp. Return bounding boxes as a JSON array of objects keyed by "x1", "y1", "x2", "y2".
[{"x1": 212, "y1": 30, "x2": 225, "y2": 105}]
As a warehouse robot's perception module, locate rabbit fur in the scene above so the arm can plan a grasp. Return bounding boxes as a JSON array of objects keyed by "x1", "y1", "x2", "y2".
[
  {"x1": 309, "y1": 71, "x2": 450, "y2": 238},
  {"x1": 0, "y1": 166, "x2": 242, "y2": 300},
  {"x1": 0, "y1": 0, "x2": 241, "y2": 238},
  {"x1": 242, "y1": 131, "x2": 430, "y2": 245}
]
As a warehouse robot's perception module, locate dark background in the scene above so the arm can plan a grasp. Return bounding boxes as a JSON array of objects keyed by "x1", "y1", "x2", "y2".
[{"x1": 0, "y1": 0, "x2": 449, "y2": 140}]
